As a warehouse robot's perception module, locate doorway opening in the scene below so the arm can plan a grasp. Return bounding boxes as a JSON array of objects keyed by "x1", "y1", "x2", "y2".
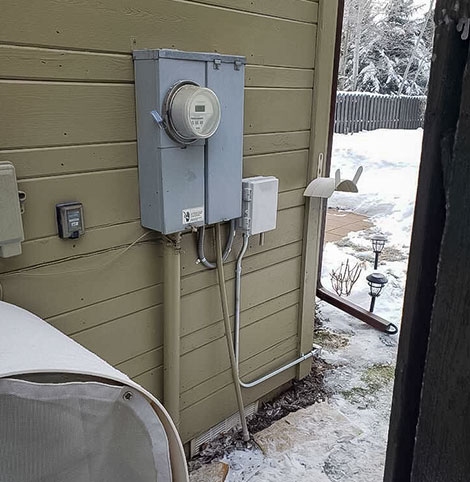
[{"x1": 314, "y1": 0, "x2": 434, "y2": 479}]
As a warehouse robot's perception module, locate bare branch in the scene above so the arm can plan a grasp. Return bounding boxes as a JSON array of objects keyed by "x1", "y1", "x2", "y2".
[{"x1": 330, "y1": 259, "x2": 364, "y2": 297}]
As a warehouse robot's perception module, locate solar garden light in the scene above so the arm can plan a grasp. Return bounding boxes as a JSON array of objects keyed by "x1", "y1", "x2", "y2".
[
  {"x1": 371, "y1": 234, "x2": 387, "y2": 269},
  {"x1": 366, "y1": 272, "x2": 388, "y2": 313}
]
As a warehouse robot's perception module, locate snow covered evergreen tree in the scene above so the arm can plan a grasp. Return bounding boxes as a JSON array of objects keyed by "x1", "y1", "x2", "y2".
[
  {"x1": 339, "y1": 0, "x2": 434, "y2": 95},
  {"x1": 338, "y1": 0, "x2": 381, "y2": 91}
]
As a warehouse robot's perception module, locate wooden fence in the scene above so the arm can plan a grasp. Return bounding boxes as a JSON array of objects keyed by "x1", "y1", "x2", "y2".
[{"x1": 334, "y1": 92, "x2": 426, "y2": 134}]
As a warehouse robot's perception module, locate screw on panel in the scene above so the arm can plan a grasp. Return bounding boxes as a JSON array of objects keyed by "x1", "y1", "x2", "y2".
[
  {"x1": 18, "y1": 191, "x2": 26, "y2": 214},
  {"x1": 242, "y1": 187, "x2": 253, "y2": 202},
  {"x1": 234, "y1": 60, "x2": 242, "y2": 71},
  {"x1": 213, "y1": 59, "x2": 221, "y2": 70}
]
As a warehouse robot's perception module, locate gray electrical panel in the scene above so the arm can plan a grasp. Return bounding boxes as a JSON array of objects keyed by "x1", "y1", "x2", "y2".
[
  {"x1": 133, "y1": 49, "x2": 245, "y2": 234},
  {"x1": 0, "y1": 162, "x2": 24, "y2": 258}
]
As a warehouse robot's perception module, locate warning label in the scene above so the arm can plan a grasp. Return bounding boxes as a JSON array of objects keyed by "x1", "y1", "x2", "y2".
[{"x1": 182, "y1": 206, "x2": 204, "y2": 225}]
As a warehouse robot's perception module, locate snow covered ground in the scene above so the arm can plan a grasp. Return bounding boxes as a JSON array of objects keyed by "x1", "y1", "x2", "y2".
[
  {"x1": 220, "y1": 129, "x2": 423, "y2": 481},
  {"x1": 324, "y1": 127, "x2": 423, "y2": 320}
]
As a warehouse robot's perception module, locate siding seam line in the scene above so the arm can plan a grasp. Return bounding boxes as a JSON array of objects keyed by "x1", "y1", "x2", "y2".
[
  {"x1": 117, "y1": 301, "x2": 300, "y2": 378},
  {"x1": 180, "y1": 343, "x2": 299, "y2": 408},
  {"x1": 176, "y1": 0, "x2": 317, "y2": 25},
  {"x1": 0, "y1": 41, "x2": 315, "y2": 70},
  {"x1": 32, "y1": 249, "x2": 302, "y2": 320}
]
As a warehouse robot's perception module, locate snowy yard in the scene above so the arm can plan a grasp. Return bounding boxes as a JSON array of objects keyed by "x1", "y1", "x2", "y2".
[
  {"x1": 191, "y1": 129, "x2": 423, "y2": 481},
  {"x1": 323, "y1": 128, "x2": 423, "y2": 320}
]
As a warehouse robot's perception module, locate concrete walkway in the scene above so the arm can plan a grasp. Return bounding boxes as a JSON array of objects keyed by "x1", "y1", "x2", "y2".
[{"x1": 325, "y1": 209, "x2": 371, "y2": 243}]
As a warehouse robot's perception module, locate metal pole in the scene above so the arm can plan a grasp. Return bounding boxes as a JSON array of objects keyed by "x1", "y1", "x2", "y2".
[
  {"x1": 369, "y1": 296, "x2": 376, "y2": 313},
  {"x1": 163, "y1": 233, "x2": 181, "y2": 428},
  {"x1": 374, "y1": 252, "x2": 379, "y2": 270}
]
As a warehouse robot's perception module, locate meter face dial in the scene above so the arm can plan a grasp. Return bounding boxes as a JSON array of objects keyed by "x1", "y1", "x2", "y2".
[
  {"x1": 188, "y1": 90, "x2": 219, "y2": 137},
  {"x1": 167, "y1": 83, "x2": 221, "y2": 143}
]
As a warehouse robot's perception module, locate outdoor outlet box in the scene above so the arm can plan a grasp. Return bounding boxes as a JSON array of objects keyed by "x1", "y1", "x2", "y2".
[
  {"x1": 240, "y1": 177, "x2": 279, "y2": 236},
  {"x1": 0, "y1": 162, "x2": 24, "y2": 258},
  {"x1": 133, "y1": 49, "x2": 245, "y2": 234},
  {"x1": 56, "y1": 202, "x2": 85, "y2": 239}
]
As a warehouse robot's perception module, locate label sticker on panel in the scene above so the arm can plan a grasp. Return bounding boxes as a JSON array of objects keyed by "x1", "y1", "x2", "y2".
[{"x1": 182, "y1": 207, "x2": 204, "y2": 224}]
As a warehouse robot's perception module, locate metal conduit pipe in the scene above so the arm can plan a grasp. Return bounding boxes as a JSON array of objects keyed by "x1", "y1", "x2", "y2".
[
  {"x1": 234, "y1": 233, "x2": 322, "y2": 389},
  {"x1": 215, "y1": 224, "x2": 250, "y2": 442},
  {"x1": 234, "y1": 234, "x2": 250, "y2": 364},
  {"x1": 163, "y1": 233, "x2": 182, "y2": 428},
  {"x1": 238, "y1": 346, "x2": 322, "y2": 389},
  {"x1": 197, "y1": 219, "x2": 236, "y2": 269}
]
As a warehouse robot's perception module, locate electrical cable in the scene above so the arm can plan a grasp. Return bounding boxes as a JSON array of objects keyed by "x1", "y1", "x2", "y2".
[
  {"x1": 197, "y1": 219, "x2": 236, "y2": 269},
  {"x1": 0, "y1": 231, "x2": 151, "y2": 278},
  {"x1": 215, "y1": 223, "x2": 250, "y2": 442}
]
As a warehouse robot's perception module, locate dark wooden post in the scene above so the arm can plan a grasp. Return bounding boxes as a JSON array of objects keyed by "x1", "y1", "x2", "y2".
[{"x1": 384, "y1": 2, "x2": 470, "y2": 481}]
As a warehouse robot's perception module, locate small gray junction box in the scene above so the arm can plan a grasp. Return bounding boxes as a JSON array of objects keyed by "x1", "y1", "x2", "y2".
[{"x1": 133, "y1": 49, "x2": 245, "y2": 234}]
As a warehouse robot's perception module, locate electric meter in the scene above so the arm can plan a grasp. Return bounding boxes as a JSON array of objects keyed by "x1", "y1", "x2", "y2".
[
  {"x1": 133, "y1": 49, "x2": 245, "y2": 234},
  {"x1": 164, "y1": 81, "x2": 221, "y2": 144}
]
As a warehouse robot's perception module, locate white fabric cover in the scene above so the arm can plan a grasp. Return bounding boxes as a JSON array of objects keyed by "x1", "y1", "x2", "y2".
[
  {"x1": 0, "y1": 301, "x2": 189, "y2": 481},
  {"x1": 0, "y1": 379, "x2": 172, "y2": 481}
]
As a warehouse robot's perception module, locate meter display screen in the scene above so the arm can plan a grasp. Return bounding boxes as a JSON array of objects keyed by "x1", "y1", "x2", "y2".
[{"x1": 168, "y1": 84, "x2": 221, "y2": 141}]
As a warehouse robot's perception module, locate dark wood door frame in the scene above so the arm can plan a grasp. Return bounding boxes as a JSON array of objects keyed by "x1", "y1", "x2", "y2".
[{"x1": 384, "y1": 2, "x2": 470, "y2": 480}]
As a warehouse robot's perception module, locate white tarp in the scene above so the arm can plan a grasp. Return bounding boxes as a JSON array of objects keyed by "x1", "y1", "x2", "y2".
[{"x1": 0, "y1": 301, "x2": 188, "y2": 481}]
